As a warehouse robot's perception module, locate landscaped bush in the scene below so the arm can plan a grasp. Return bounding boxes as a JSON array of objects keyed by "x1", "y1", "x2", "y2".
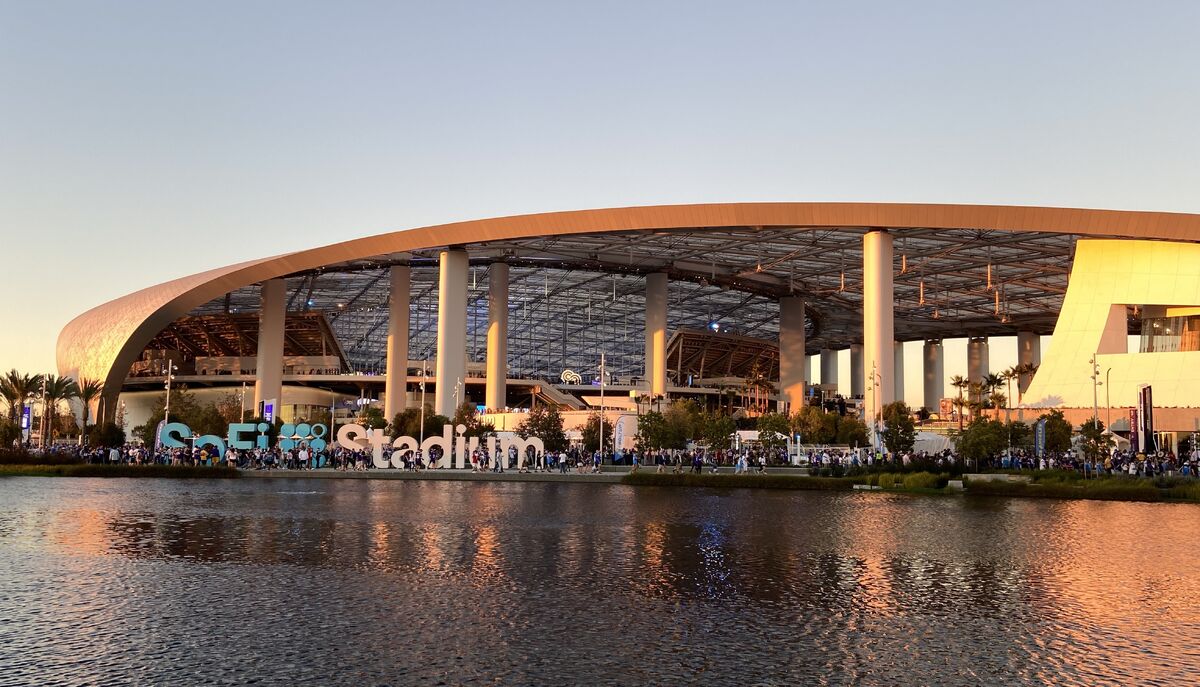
[
  {"x1": 0, "y1": 450, "x2": 82, "y2": 466},
  {"x1": 902, "y1": 472, "x2": 948, "y2": 490},
  {"x1": 967, "y1": 477, "x2": 1170, "y2": 502},
  {"x1": 877, "y1": 473, "x2": 896, "y2": 489},
  {"x1": 0, "y1": 464, "x2": 240, "y2": 479}
]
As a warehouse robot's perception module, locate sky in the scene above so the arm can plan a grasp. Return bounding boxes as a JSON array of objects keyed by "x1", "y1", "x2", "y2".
[{"x1": 2, "y1": 1, "x2": 1198, "y2": 407}]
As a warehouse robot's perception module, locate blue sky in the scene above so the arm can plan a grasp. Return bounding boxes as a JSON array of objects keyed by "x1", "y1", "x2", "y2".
[{"x1": 2, "y1": 1, "x2": 1198, "y2": 404}]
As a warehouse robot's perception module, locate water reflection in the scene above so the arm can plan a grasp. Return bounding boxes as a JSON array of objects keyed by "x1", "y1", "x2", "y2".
[{"x1": 2, "y1": 477, "x2": 1199, "y2": 685}]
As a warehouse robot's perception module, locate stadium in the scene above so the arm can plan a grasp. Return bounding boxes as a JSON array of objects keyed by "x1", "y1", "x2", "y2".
[{"x1": 56, "y1": 202, "x2": 1200, "y2": 451}]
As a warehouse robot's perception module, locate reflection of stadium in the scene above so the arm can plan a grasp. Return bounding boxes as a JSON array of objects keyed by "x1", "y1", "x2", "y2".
[{"x1": 56, "y1": 203, "x2": 1200, "y2": 447}]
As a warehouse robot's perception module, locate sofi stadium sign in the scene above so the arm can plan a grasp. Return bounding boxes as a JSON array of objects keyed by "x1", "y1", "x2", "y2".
[{"x1": 158, "y1": 421, "x2": 544, "y2": 469}]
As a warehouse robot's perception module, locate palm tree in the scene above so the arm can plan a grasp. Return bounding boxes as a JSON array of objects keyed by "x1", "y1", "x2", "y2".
[
  {"x1": 74, "y1": 378, "x2": 104, "y2": 443},
  {"x1": 1001, "y1": 367, "x2": 1018, "y2": 422},
  {"x1": 951, "y1": 397, "x2": 969, "y2": 430},
  {"x1": 989, "y1": 391, "x2": 1007, "y2": 418},
  {"x1": 41, "y1": 375, "x2": 79, "y2": 444},
  {"x1": 0, "y1": 370, "x2": 43, "y2": 425},
  {"x1": 949, "y1": 375, "x2": 969, "y2": 429}
]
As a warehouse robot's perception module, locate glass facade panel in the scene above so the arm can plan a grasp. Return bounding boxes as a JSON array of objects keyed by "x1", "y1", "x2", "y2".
[{"x1": 1140, "y1": 315, "x2": 1200, "y2": 352}]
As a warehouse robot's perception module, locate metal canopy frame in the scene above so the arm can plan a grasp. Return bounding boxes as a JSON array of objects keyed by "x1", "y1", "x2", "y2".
[{"x1": 176, "y1": 226, "x2": 1080, "y2": 381}]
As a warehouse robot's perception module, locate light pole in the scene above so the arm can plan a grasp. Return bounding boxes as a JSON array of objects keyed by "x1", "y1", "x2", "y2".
[
  {"x1": 1105, "y1": 367, "x2": 1112, "y2": 429},
  {"x1": 39, "y1": 375, "x2": 47, "y2": 449},
  {"x1": 1088, "y1": 354, "x2": 1102, "y2": 425},
  {"x1": 598, "y1": 352, "x2": 606, "y2": 458},
  {"x1": 163, "y1": 361, "x2": 178, "y2": 431}
]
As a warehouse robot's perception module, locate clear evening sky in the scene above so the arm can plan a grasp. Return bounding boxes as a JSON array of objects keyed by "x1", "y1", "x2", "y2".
[{"x1": 2, "y1": 2, "x2": 1198, "y2": 408}]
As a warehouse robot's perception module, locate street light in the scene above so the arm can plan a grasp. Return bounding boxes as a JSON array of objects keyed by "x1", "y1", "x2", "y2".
[{"x1": 163, "y1": 361, "x2": 178, "y2": 434}]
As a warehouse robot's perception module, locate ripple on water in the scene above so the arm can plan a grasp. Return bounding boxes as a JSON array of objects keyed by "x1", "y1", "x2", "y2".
[{"x1": 0, "y1": 477, "x2": 1198, "y2": 685}]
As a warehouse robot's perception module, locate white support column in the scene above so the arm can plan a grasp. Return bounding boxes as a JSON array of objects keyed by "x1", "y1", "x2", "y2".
[
  {"x1": 893, "y1": 341, "x2": 905, "y2": 406},
  {"x1": 967, "y1": 337, "x2": 990, "y2": 384},
  {"x1": 485, "y1": 263, "x2": 509, "y2": 412},
  {"x1": 923, "y1": 340, "x2": 944, "y2": 413},
  {"x1": 820, "y1": 349, "x2": 838, "y2": 387},
  {"x1": 253, "y1": 279, "x2": 286, "y2": 414},
  {"x1": 1017, "y1": 331, "x2": 1041, "y2": 394},
  {"x1": 645, "y1": 272, "x2": 668, "y2": 397},
  {"x1": 384, "y1": 262, "x2": 411, "y2": 421},
  {"x1": 863, "y1": 230, "x2": 895, "y2": 422},
  {"x1": 850, "y1": 344, "x2": 864, "y2": 397},
  {"x1": 435, "y1": 249, "x2": 469, "y2": 418},
  {"x1": 778, "y1": 296, "x2": 806, "y2": 414}
]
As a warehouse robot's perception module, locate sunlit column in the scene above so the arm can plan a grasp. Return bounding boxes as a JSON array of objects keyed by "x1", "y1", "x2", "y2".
[
  {"x1": 893, "y1": 341, "x2": 905, "y2": 406},
  {"x1": 384, "y1": 262, "x2": 411, "y2": 421},
  {"x1": 485, "y1": 263, "x2": 509, "y2": 411},
  {"x1": 435, "y1": 249, "x2": 469, "y2": 417},
  {"x1": 778, "y1": 296, "x2": 806, "y2": 413},
  {"x1": 863, "y1": 229, "x2": 895, "y2": 422},
  {"x1": 820, "y1": 349, "x2": 838, "y2": 388},
  {"x1": 923, "y1": 339, "x2": 944, "y2": 412},
  {"x1": 645, "y1": 272, "x2": 668, "y2": 397},
  {"x1": 967, "y1": 337, "x2": 990, "y2": 384},
  {"x1": 253, "y1": 279, "x2": 286, "y2": 414},
  {"x1": 1017, "y1": 330, "x2": 1041, "y2": 394},
  {"x1": 850, "y1": 343, "x2": 865, "y2": 397}
]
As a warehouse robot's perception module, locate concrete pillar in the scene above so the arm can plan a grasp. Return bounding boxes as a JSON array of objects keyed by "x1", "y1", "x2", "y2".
[
  {"x1": 850, "y1": 344, "x2": 864, "y2": 397},
  {"x1": 922, "y1": 340, "x2": 944, "y2": 413},
  {"x1": 645, "y1": 272, "x2": 668, "y2": 397},
  {"x1": 485, "y1": 263, "x2": 509, "y2": 411},
  {"x1": 435, "y1": 249, "x2": 469, "y2": 417},
  {"x1": 778, "y1": 297, "x2": 806, "y2": 414},
  {"x1": 863, "y1": 230, "x2": 895, "y2": 421},
  {"x1": 894, "y1": 341, "x2": 906, "y2": 406},
  {"x1": 820, "y1": 349, "x2": 838, "y2": 388},
  {"x1": 384, "y1": 263, "x2": 410, "y2": 421},
  {"x1": 967, "y1": 337, "x2": 989, "y2": 384},
  {"x1": 1017, "y1": 331, "x2": 1041, "y2": 395},
  {"x1": 253, "y1": 279, "x2": 286, "y2": 415}
]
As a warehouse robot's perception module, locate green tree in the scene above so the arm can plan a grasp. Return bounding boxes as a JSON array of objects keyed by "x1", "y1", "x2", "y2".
[
  {"x1": 517, "y1": 405, "x2": 568, "y2": 451},
  {"x1": 191, "y1": 403, "x2": 229, "y2": 437},
  {"x1": 580, "y1": 412, "x2": 614, "y2": 452},
  {"x1": 880, "y1": 401, "x2": 917, "y2": 454},
  {"x1": 1077, "y1": 417, "x2": 1114, "y2": 460},
  {"x1": 792, "y1": 405, "x2": 838, "y2": 445},
  {"x1": 696, "y1": 411, "x2": 735, "y2": 452},
  {"x1": 957, "y1": 417, "x2": 1008, "y2": 466},
  {"x1": 388, "y1": 405, "x2": 450, "y2": 439},
  {"x1": 42, "y1": 375, "x2": 78, "y2": 443},
  {"x1": 452, "y1": 402, "x2": 495, "y2": 438},
  {"x1": 756, "y1": 412, "x2": 790, "y2": 450},
  {"x1": 88, "y1": 422, "x2": 127, "y2": 448},
  {"x1": 1040, "y1": 409, "x2": 1072, "y2": 454},
  {"x1": 357, "y1": 405, "x2": 388, "y2": 429},
  {"x1": 635, "y1": 410, "x2": 675, "y2": 450},
  {"x1": 835, "y1": 415, "x2": 869, "y2": 447},
  {"x1": 949, "y1": 374, "x2": 969, "y2": 429},
  {"x1": 0, "y1": 416, "x2": 20, "y2": 448},
  {"x1": 74, "y1": 378, "x2": 104, "y2": 441},
  {"x1": 0, "y1": 370, "x2": 42, "y2": 424},
  {"x1": 1005, "y1": 420, "x2": 1032, "y2": 451},
  {"x1": 132, "y1": 386, "x2": 205, "y2": 445},
  {"x1": 662, "y1": 399, "x2": 702, "y2": 445}
]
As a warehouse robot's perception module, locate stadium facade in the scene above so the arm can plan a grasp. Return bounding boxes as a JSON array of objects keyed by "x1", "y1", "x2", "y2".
[{"x1": 56, "y1": 203, "x2": 1200, "y2": 448}]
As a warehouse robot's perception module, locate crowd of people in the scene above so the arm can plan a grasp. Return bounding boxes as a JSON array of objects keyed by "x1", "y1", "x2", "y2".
[{"x1": 14, "y1": 438, "x2": 1200, "y2": 481}]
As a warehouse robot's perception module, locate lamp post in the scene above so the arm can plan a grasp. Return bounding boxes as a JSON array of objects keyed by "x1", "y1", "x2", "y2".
[
  {"x1": 598, "y1": 352, "x2": 606, "y2": 458},
  {"x1": 1105, "y1": 367, "x2": 1112, "y2": 429},
  {"x1": 39, "y1": 375, "x2": 47, "y2": 449},
  {"x1": 163, "y1": 361, "x2": 178, "y2": 431},
  {"x1": 1089, "y1": 354, "x2": 1102, "y2": 425}
]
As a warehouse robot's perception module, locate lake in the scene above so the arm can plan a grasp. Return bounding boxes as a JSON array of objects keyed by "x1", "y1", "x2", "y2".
[{"x1": 1, "y1": 476, "x2": 1198, "y2": 686}]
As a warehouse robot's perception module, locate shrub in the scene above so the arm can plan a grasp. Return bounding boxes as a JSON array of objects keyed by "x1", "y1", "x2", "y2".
[
  {"x1": 902, "y1": 472, "x2": 946, "y2": 490},
  {"x1": 0, "y1": 464, "x2": 240, "y2": 479},
  {"x1": 878, "y1": 473, "x2": 896, "y2": 489},
  {"x1": 0, "y1": 450, "x2": 81, "y2": 466}
]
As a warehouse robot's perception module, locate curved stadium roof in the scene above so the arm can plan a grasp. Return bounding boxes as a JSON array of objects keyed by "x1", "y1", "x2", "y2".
[{"x1": 58, "y1": 202, "x2": 1200, "y2": 408}]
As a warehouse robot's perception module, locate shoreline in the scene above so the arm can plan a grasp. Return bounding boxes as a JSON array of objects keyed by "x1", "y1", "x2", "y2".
[{"x1": 4, "y1": 463, "x2": 1199, "y2": 505}]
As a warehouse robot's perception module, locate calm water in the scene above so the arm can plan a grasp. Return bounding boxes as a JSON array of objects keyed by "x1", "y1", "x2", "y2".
[{"x1": 1, "y1": 477, "x2": 1199, "y2": 686}]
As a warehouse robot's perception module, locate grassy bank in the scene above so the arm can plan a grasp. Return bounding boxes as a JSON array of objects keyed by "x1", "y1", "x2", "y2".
[
  {"x1": 0, "y1": 464, "x2": 241, "y2": 479},
  {"x1": 966, "y1": 476, "x2": 1199, "y2": 503},
  {"x1": 622, "y1": 469, "x2": 1200, "y2": 504}
]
